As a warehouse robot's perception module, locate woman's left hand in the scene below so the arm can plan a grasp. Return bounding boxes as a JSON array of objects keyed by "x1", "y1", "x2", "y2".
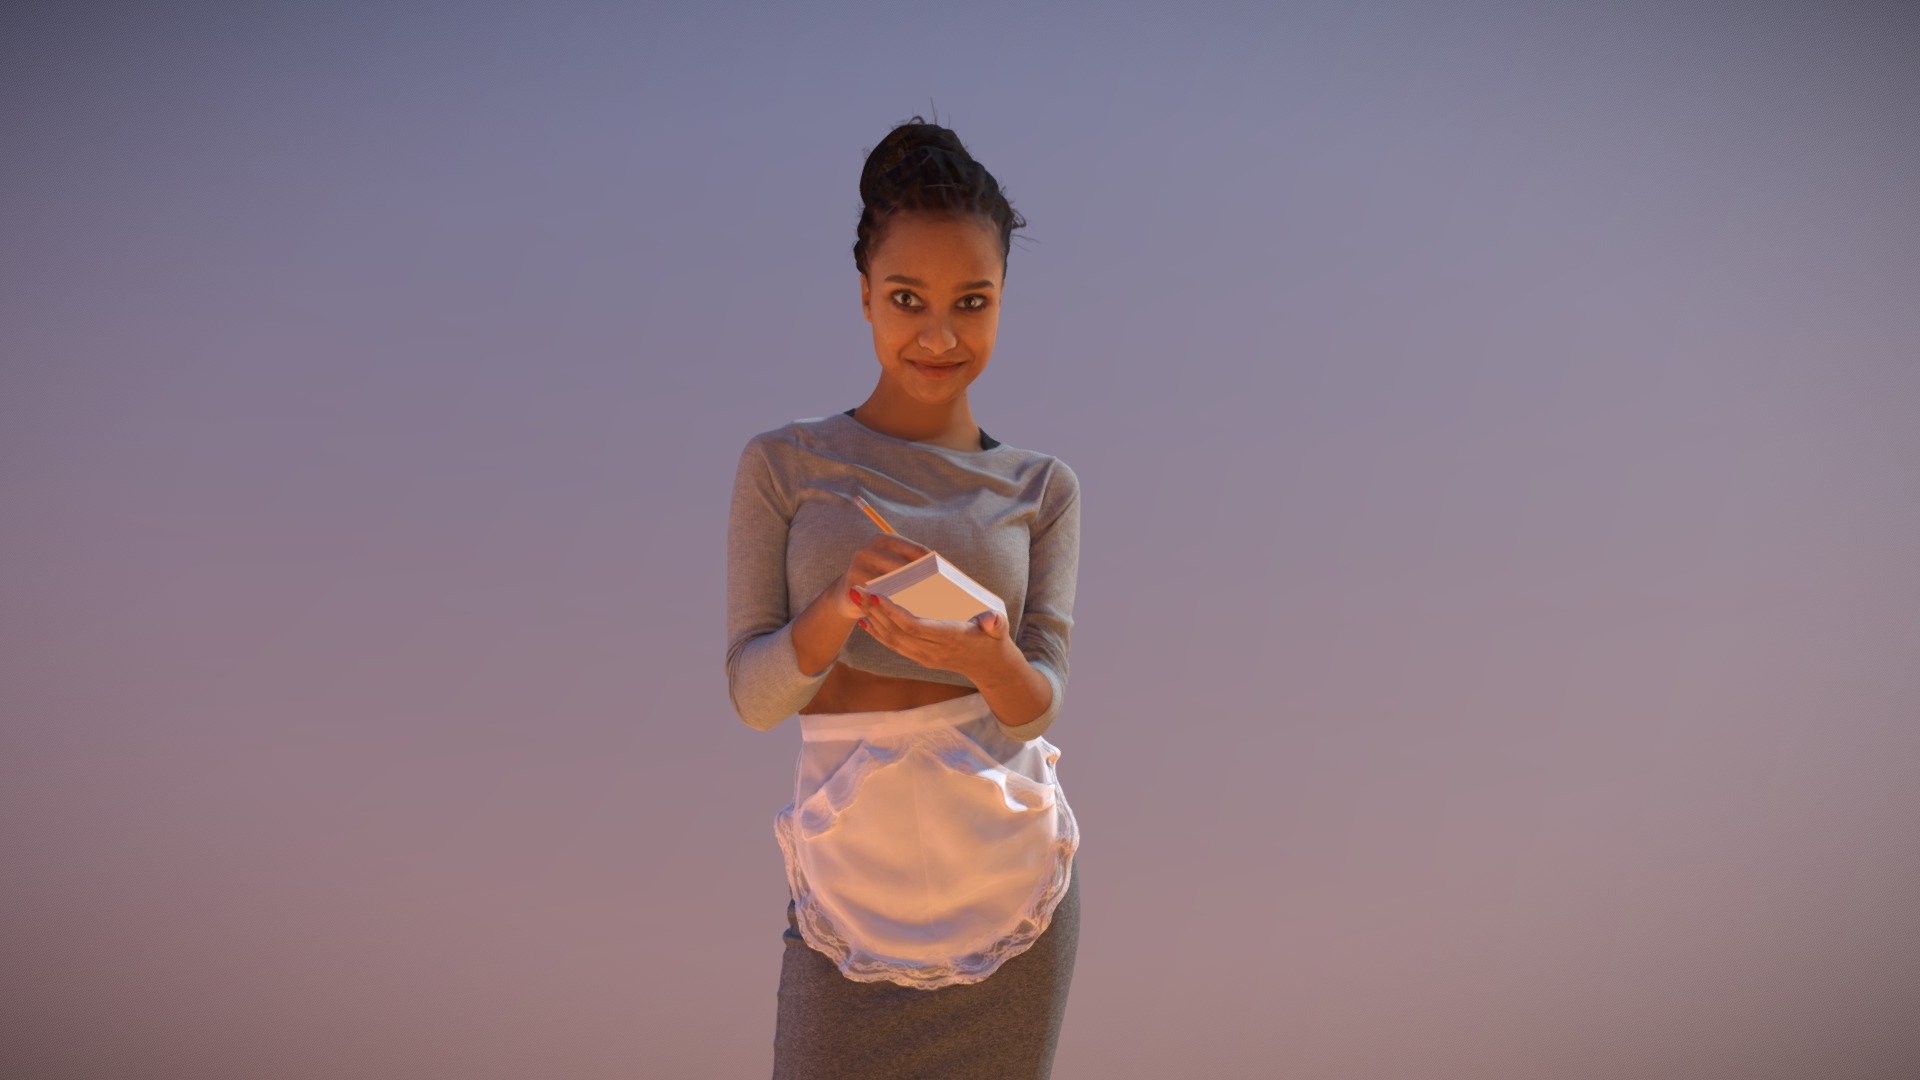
[{"x1": 853, "y1": 588, "x2": 1011, "y2": 681}]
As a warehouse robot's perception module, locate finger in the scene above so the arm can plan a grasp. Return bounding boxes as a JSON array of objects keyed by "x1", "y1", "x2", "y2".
[
  {"x1": 861, "y1": 593, "x2": 904, "y2": 633},
  {"x1": 863, "y1": 591, "x2": 908, "y2": 634},
  {"x1": 860, "y1": 607, "x2": 933, "y2": 666}
]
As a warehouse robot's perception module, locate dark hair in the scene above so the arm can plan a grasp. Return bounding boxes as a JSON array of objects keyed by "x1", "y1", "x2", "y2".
[{"x1": 853, "y1": 112, "x2": 1028, "y2": 283}]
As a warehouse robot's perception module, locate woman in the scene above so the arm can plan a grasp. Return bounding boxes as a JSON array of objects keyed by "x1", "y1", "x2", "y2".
[{"x1": 724, "y1": 115, "x2": 1084, "y2": 1079}]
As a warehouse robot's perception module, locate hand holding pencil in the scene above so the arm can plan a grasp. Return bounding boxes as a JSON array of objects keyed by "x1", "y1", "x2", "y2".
[{"x1": 831, "y1": 493, "x2": 932, "y2": 621}]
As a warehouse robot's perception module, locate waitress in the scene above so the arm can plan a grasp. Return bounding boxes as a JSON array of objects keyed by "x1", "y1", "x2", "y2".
[{"x1": 724, "y1": 113, "x2": 1085, "y2": 1079}]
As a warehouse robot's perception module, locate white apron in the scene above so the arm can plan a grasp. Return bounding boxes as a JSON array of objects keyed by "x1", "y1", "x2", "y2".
[{"x1": 773, "y1": 690, "x2": 1080, "y2": 990}]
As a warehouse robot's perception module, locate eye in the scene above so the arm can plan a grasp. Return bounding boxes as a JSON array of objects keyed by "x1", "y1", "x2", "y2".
[{"x1": 891, "y1": 290, "x2": 991, "y2": 312}]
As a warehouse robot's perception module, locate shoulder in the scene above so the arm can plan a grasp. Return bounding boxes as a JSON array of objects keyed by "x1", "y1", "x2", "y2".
[
  {"x1": 1043, "y1": 455, "x2": 1080, "y2": 502},
  {"x1": 1047, "y1": 455, "x2": 1079, "y2": 488},
  {"x1": 738, "y1": 413, "x2": 839, "y2": 460},
  {"x1": 980, "y1": 427, "x2": 1073, "y2": 487},
  {"x1": 740, "y1": 415, "x2": 807, "y2": 447},
  {"x1": 981, "y1": 433, "x2": 1076, "y2": 508},
  {"x1": 1023, "y1": 453, "x2": 1078, "y2": 531}
]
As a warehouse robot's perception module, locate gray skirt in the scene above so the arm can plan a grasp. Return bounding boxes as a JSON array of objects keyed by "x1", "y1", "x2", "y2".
[{"x1": 772, "y1": 857, "x2": 1081, "y2": 1079}]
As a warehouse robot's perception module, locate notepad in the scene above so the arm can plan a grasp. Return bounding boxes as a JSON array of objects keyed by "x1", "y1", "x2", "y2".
[{"x1": 861, "y1": 551, "x2": 1009, "y2": 624}]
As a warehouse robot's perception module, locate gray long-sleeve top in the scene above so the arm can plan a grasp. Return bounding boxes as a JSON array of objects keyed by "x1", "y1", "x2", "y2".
[{"x1": 725, "y1": 408, "x2": 1080, "y2": 739}]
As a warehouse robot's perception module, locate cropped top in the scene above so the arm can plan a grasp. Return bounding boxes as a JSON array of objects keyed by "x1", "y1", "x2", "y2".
[{"x1": 725, "y1": 407, "x2": 1080, "y2": 739}]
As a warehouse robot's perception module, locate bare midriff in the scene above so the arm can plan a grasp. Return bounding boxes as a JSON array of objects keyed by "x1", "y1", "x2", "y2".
[{"x1": 798, "y1": 661, "x2": 978, "y2": 715}]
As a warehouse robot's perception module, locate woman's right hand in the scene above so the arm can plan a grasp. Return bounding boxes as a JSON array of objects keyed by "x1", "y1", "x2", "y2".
[{"x1": 833, "y1": 534, "x2": 934, "y2": 620}]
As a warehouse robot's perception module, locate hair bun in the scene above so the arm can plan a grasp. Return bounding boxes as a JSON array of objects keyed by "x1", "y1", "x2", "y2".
[
  {"x1": 852, "y1": 112, "x2": 1027, "y2": 281},
  {"x1": 860, "y1": 118, "x2": 973, "y2": 206}
]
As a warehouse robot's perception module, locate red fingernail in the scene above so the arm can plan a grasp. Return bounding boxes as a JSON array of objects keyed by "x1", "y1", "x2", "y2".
[
  {"x1": 857, "y1": 619, "x2": 868, "y2": 630},
  {"x1": 848, "y1": 586, "x2": 860, "y2": 605}
]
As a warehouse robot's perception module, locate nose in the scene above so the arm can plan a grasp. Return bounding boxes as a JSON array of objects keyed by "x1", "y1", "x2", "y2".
[{"x1": 918, "y1": 317, "x2": 958, "y2": 353}]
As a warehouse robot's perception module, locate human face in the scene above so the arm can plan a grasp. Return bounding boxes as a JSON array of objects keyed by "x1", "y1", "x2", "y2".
[{"x1": 859, "y1": 213, "x2": 1003, "y2": 402}]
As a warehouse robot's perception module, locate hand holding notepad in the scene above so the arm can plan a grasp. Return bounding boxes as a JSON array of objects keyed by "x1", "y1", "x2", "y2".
[{"x1": 850, "y1": 492, "x2": 1010, "y2": 625}]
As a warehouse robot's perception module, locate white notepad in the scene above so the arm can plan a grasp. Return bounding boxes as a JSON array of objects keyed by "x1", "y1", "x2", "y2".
[{"x1": 861, "y1": 551, "x2": 1008, "y2": 624}]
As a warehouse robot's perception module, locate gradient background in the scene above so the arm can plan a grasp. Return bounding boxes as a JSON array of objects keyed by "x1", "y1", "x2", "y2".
[{"x1": 4, "y1": 1, "x2": 1916, "y2": 1077}]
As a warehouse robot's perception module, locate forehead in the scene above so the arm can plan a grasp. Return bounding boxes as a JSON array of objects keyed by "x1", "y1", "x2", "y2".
[{"x1": 874, "y1": 214, "x2": 1001, "y2": 280}]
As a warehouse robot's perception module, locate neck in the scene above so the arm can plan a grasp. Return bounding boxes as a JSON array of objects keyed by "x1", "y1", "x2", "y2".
[{"x1": 853, "y1": 391, "x2": 978, "y2": 448}]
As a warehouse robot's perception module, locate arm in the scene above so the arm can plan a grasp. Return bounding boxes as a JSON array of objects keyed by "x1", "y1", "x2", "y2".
[
  {"x1": 968, "y1": 459, "x2": 1080, "y2": 742},
  {"x1": 724, "y1": 438, "x2": 855, "y2": 730},
  {"x1": 965, "y1": 636, "x2": 1056, "y2": 740}
]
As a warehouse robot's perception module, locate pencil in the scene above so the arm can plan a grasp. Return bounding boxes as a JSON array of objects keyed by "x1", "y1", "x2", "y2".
[{"x1": 852, "y1": 493, "x2": 898, "y2": 534}]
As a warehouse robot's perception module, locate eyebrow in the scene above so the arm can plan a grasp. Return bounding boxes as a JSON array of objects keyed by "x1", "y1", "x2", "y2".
[{"x1": 883, "y1": 275, "x2": 997, "y2": 291}]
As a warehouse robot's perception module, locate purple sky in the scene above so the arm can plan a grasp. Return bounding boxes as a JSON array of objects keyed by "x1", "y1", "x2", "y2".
[{"x1": 4, "y1": 1, "x2": 1916, "y2": 1076}]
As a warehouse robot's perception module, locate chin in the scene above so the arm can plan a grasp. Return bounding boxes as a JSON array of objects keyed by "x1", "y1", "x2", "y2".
[{"x1": 906, "y1": 383, "x2": 965, "y2": 400}]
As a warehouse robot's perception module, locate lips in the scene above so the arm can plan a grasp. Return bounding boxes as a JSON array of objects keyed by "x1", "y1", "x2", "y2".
[{"x1": 908, "y1": 359, "x2": 965, "y2": 380}]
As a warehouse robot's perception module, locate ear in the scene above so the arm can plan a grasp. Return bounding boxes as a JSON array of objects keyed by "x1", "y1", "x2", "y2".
[{"x1": 859, "y1": 273, "x2": 870, "y2": 323}]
